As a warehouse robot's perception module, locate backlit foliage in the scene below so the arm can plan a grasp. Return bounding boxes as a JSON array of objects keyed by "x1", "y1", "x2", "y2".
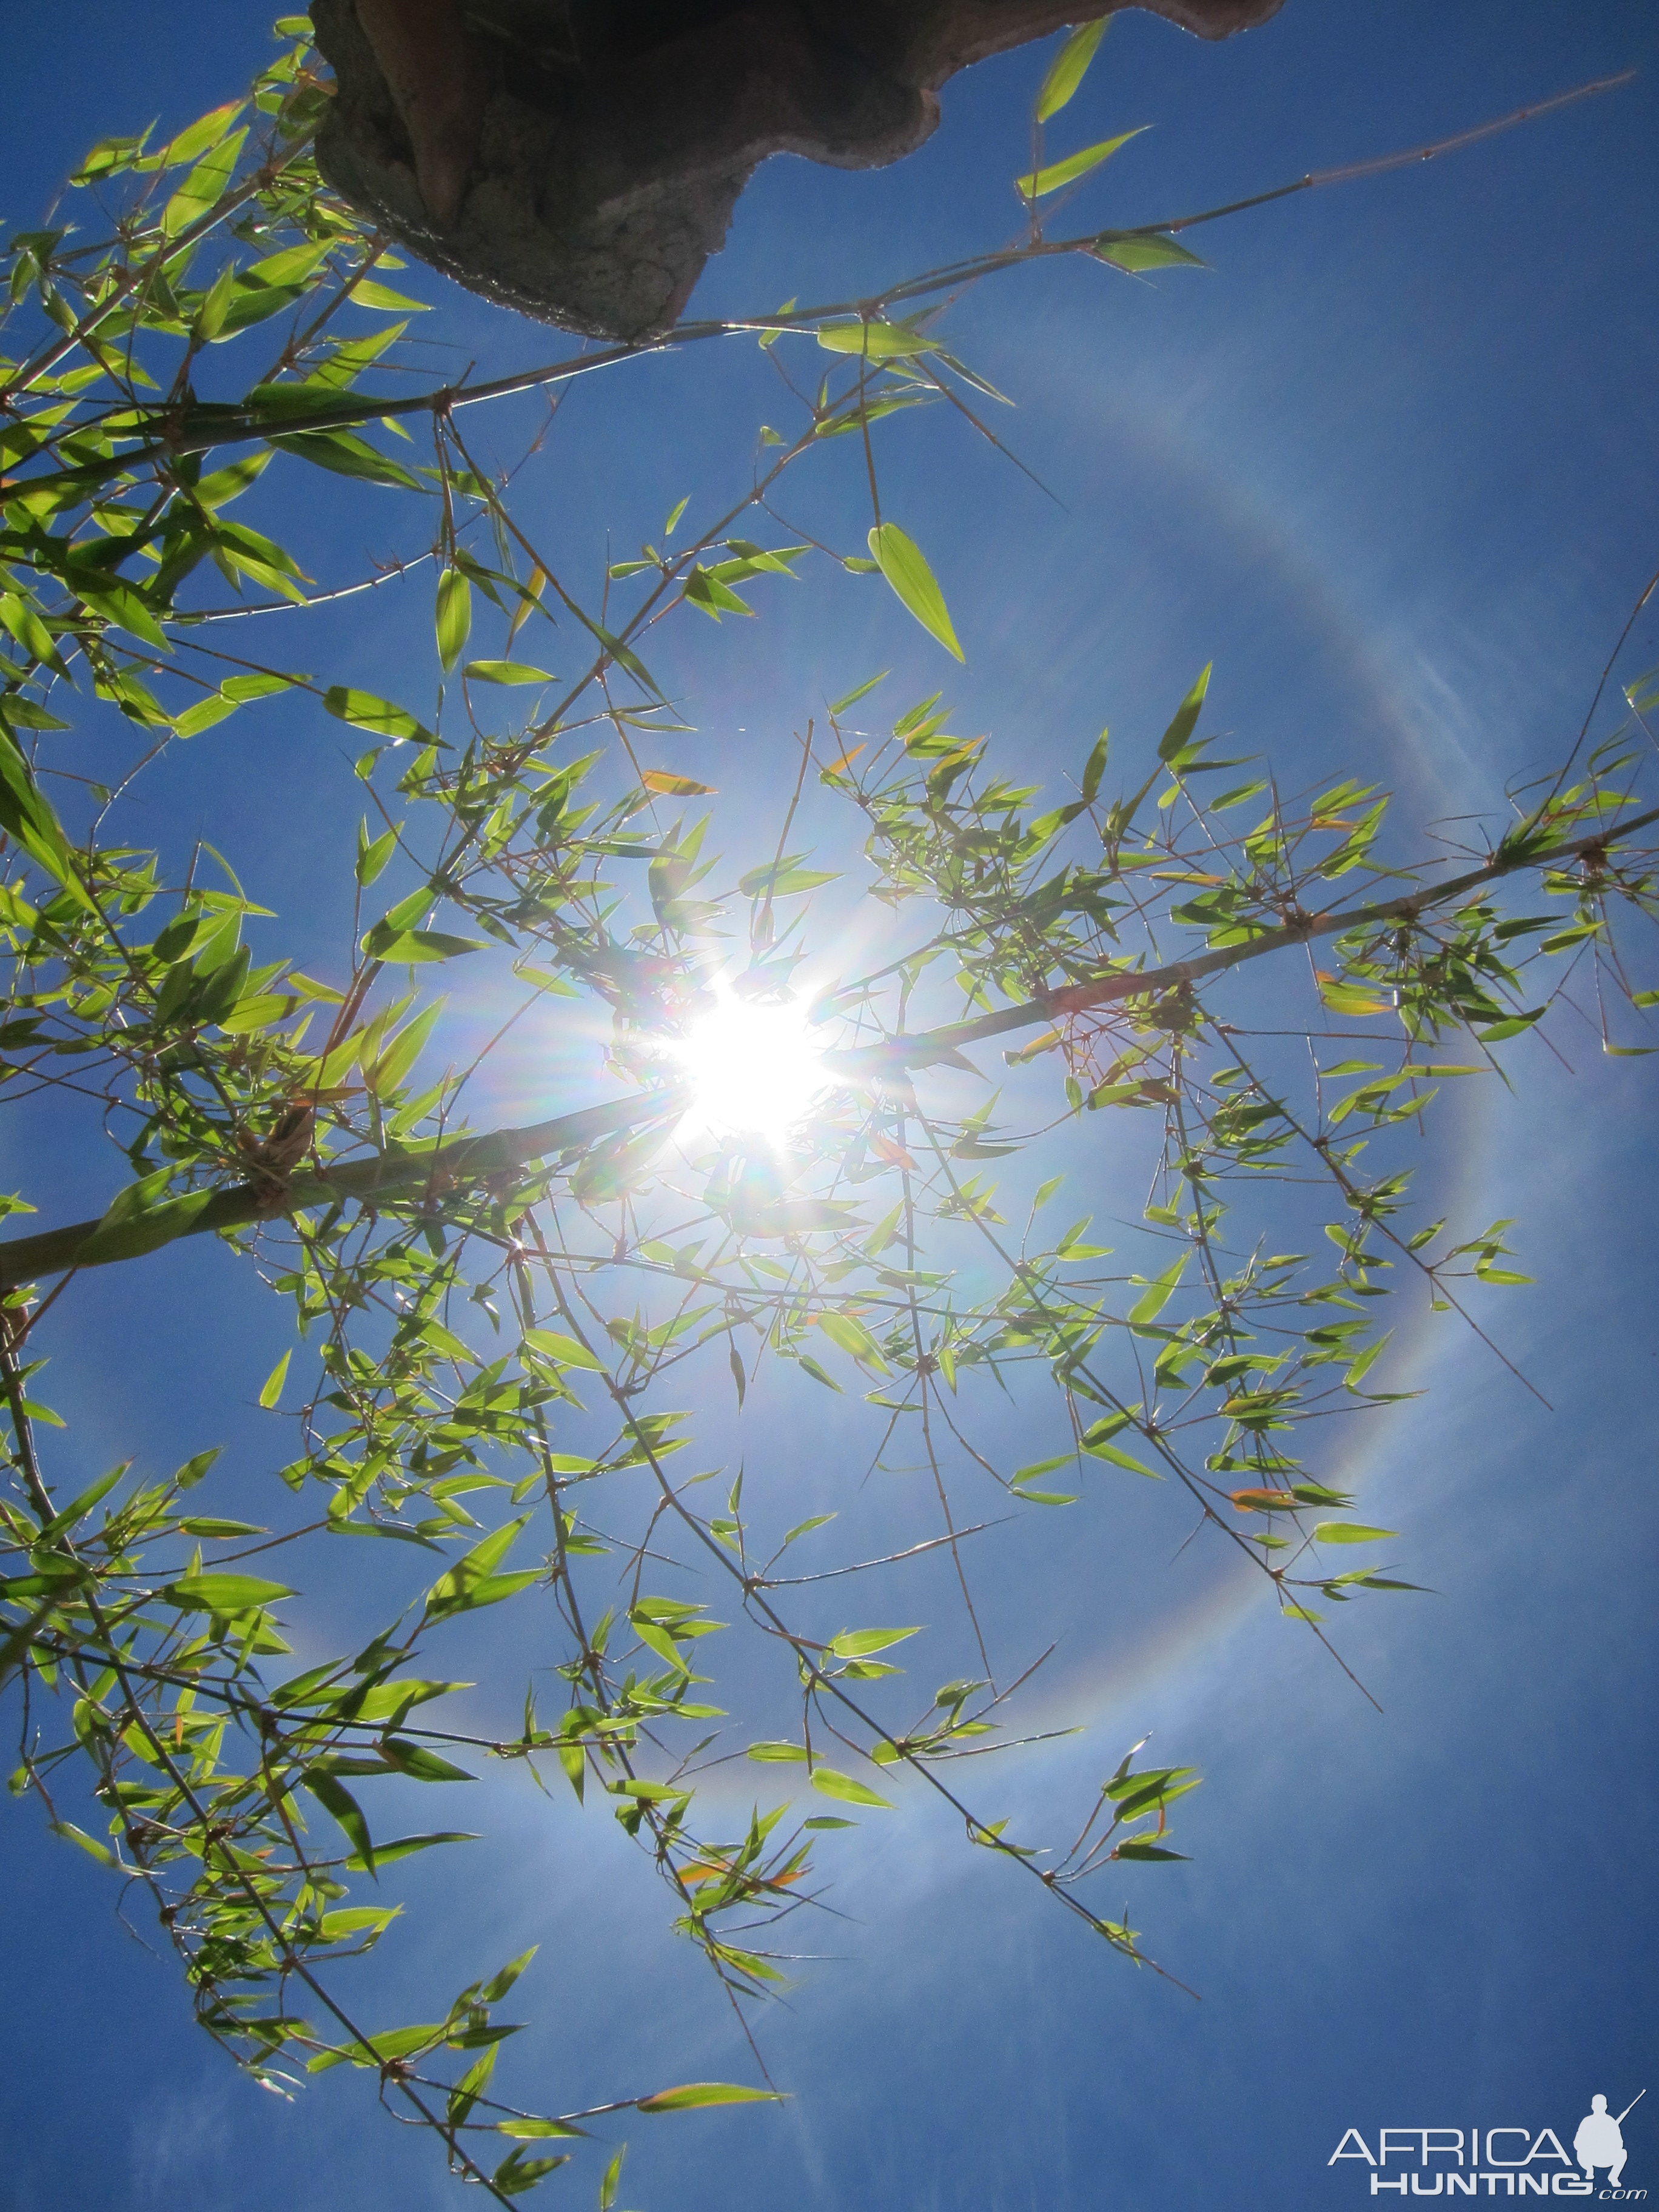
[{"x1": 0, "y1": 21, "x2": 1652, "y2": 2204}]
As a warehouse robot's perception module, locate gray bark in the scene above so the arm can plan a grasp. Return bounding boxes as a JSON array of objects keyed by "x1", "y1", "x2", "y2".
[{"x1": 312, "y1": 0, "x2": 1285, "y2": 340}]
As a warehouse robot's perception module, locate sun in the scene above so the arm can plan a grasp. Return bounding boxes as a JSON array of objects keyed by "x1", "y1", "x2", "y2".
[{"x1": 672, "y1": 991, "x2": 829, "y2": 1143}]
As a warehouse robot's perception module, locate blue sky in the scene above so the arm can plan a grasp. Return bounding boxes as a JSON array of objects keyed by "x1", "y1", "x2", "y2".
[{"x1": 2, "y1": 4, "x2": 1658, "y2": 2208}]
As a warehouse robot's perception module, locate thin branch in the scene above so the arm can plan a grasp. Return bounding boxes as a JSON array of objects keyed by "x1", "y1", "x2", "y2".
[{"x1": 821, "y1": 804, "x2": 1659, "y2": 1076}]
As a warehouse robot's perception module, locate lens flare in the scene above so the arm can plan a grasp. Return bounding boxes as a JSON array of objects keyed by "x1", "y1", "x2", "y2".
[{"x1": 673, "y1": 993, "x2": 827, "y2": 1142}]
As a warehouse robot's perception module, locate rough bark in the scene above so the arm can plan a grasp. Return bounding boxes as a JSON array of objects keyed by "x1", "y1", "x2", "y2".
[{"x1": 312, "y1": 0, "x2": 1285, "y2": 340}]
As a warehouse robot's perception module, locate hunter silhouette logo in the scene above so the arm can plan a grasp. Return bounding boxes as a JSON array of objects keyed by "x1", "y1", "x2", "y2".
[
  {"x1": 1329, "y1": 2091, "x2": 1646, "y2": 2197},
  {"x1": 1576, "y1": 2096, "x2": 1644, "y2": 2194}
]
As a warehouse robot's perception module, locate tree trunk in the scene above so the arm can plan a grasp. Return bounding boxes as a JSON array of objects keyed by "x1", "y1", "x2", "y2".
[{"x1": 312, "y1": 0, "x2": 1285, "y2": 340}]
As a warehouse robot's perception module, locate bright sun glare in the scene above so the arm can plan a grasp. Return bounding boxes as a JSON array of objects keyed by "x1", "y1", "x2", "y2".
[{"x1": 674, "y1": 993, "x2": 828, "y2": 1142}]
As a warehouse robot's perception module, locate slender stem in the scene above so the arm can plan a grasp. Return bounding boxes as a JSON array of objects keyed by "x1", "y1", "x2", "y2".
[
  {"x1": 0, "y1": 1088, "x2": 685, "y2": 1287},
  {"x1": 75, "y1": 74, "x2": 1631, "y2": 461},
  {"x1": 4, "y1": 799, "x2": 1652, "y2": 1289},
  {"x1": 820, "y1": 804, "x2": 1659, "y2": 1076}
]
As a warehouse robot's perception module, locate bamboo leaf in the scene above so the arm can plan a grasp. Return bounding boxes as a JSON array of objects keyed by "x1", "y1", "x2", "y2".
[
  {"x1": 50, "y1": 1819, "x2": 116, "y2": 1866},
  {"x1": 810, "y1": 1766, "x2": 893, "y2": 1809},
  {"x1": 827, "y1": 1626, "x2": 919, "y2": 1658},
  {"x1": 1016, "y1": 127, "x2": 1145, "y2": 201},
  {"x1": 304, "y1": 1771, "x2": 376, "y2": 1874},
  {"x1": 1036, "y1": 19, "x2": 1108, "y2": 122},
  {"x1": 817, "y1": 320, "x2": 939, "y2": 359},
  {"x1": 1158, "y1": 664, "x2": 1212, "y2": 762},
  {"x1": 464, "y1": 660, "x2": 553, "y2": 685},
  {"x1": 868, "y1": 523, "x2": 964, "y2": 661},
  {"x1": 436, "y1": 568, "x2": 472, "y2": 671},
  {"x1": 164, "y1": 1572, "x2": 295, "y2": 1614},
  {"x1": 1094, "y1": 230, "x2": 1205, "y2": 272},
  {"x1": 324, "y1": 687, "x2": 436, "y2": 746},
  {"x1": 637, "y1": 2083, "x2": 783, "y2": 2113},
  {"x1": 0, "y1": 717, "x2": 93, "y2": 908},
  {"x1": 640, "y1": 770, "x2": 717, "y2": 796}
]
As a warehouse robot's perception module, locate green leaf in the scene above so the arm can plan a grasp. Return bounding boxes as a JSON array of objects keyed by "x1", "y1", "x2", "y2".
[
  {"x1": 737, "y1": 860, "x2": 836, "y2": 897},
  {"x1": 273, "y1": 427, "x2": 423, "y2": 492},
  {"x1": 436, "y1": 568, "x2": 472, "y2": 671},
  {"x1": 447, "y1": 2040, "x2": 499, "y2": 2128},
  {"x1": 521, "y1": 1327, "x2": 606, "y2": 1372},
  {"x1": 365, "y1": 1000, "x2": 442, "y2": 1096},
  {"x1": 350, "y1": 279, "x2": 431, "y2": 312},
  {"x1": 1128, "y1": 1254, "x2": 1187, "y2": 1324},
  {"x1": 258, "y1": 1350, "x2": 292, "y2": 1408},
  {"x1": 1158, "y1": 664, "x2": 1212, "y2": 762},
  {"x1": 1017, "y1": 1453, "x2": 1075, "y2": 1484},
  {"x1": 173, "y1": 695, "x2": 239, "y2": 739},
  {"x1": 195, "y1": 450, "x2": 277, "y2": 509},
  {"x1": 378, "y1": 1737, "x2": 476, "y2": 1783},
  {"x1": 356, "y1": 819, "x2": 398, "y2": 886},
  {"x1": 216, "y1": 279, "x2": 307, "y2": 336},
  {"x1": 466, "y1": 1941, "x2": 537, "y2": 1994},
  {"x1": 1093, "y1": 230, "x2": 1205, "y2": 273},
  {"x1": 1345, "y1": 1329, "x2": 1393, "y2": 1390},
  {"x1": 75, "y1": 1171, "x2": 216, "y2": 1265},
  {"x1": 50, "y1": 1819, "x2": 116, "y2": 1866},
  {"x1": 308, "y1": 2021, "x2": 444, "y2": 2073},
  {"x1": 817, "y1": 319, "x2": 938, "y2": 360},
  {"x1": 640, "y1": 771, "x2": 718, "y2": 797},
  {"x1": 342, "y1": 1832, "x2": 479, "y2": 1872},
  {"x1": 828, "y1": 671, "x2": 887, "y2": 716},
  {"x1": 0, "y1": 699, "x2": 72, "y2": 734},
  {"x1": 367, "y1": 928, "x2": 485, "y2": 964},
  {"x1": 161, "y1": 128, "x2": 247, "y2": 235},
  {"x1": 493, "y1": 2148, "x2": 571, "y2": 2194},
  {"x1": 324, "y1": 687, "x2": 435, "y2": 746},
  {"x1": 464, "y1": 659, "x2": 553, "y2": 686},
  {"x1": 1082, "y1": 1435, "x2": 1158, "y2": 1478},
  {"x1": 826, "y1": 1626, "x2": 920, "y2": 1658},
  {"x1": 682, "y1": 565, "x2": 753, "y2": 620},
  {"x1": 637, "y1": 2083, "x2": 784, "y2": 2114},
  {"x1": 1313, "y1": 1522, "x2": 1399, "y2": 1546},
  {"x1": 1081, "y1": 726, "x2": 1110, "y2": 803},
  {"x1": 305, "y1": 1772, "x2": 377, "y2": 1872},
  {"x1": 1016, "y1": 127, "x2": 1145, "y2": 201},
  {"x1": 69, "y1": 132, "x2": 156, "y2": 184},
  {"x1": 1476, "y1": 1009, "x2": 1546, "y2": 1043},
  {"x1": 810, "y1": 1766, "x2": 893, "y2": 1809},
  {"x1": 163, "y1": 1572, "x2": 295, "y2": 1614},
  {"x1": 0, "y1": 591, "x2": 69, "y2": 679},
  {"x1": 0, "y1": 751, "x2": 86, "y2": 903},
  {"x1": 166, "y1": 99, "x2": 246, "y2": 168},
  {"x1": 632, "y1": 1614, "x2": 689, "y2": 1674},
  {"x1": 191, "y1": 261, "x2": 240, "y2": 342},
  {"x1": 223, "y1": 669, "x2": 297, "y2": 703},
  {"x1": 38, "y1": 1463, "x2": 127, "y2": 1540},
  {"x1": 426, "y1": 1517, "x2": 538, "y2": 1621},
  {"x1": 816, "y1": 1310, "x2": 888, "y2": 1369},
  {"x1": 1036, "y1": 18, "x2": 1108, "y2": 122},
  {"x1": 868, "y1": 523, "x2": 964, "y2": 661}
]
